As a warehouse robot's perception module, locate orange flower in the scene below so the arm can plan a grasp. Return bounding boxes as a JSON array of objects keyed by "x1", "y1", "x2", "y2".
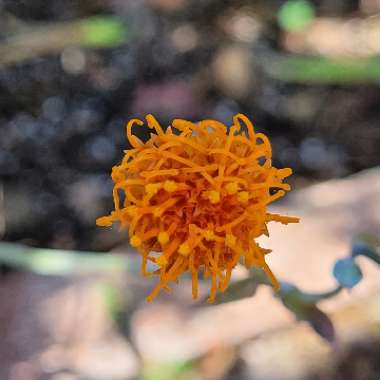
[{"x1": 96, "y1": 114, "x2": 299, "y2": 302}]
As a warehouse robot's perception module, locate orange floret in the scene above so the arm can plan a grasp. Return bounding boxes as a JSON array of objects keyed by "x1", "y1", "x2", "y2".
[{"x1": 96, "y1": 114, "x2": 299, "y2": 302}]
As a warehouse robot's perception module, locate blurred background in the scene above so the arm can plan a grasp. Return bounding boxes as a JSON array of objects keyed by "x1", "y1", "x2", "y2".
[{"x1": 0, "y1": 0, "x2": 380, "y2": 379}]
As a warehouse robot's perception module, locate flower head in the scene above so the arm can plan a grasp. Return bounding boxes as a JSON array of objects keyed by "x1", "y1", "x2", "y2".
[{"x1": 97, "y1": 114, "x2": 299, "y2": 302}]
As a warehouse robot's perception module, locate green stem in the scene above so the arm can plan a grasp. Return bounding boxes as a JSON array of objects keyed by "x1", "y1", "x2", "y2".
[
  {"x1": 262, "y1": 53, "x2": 380, "y2": 84},
  {"x1": 352, "y1": 240, "x2": 380, "y2": 265},
  {"x1": 293, "y1": 285, "x2": 343, "y2": 303},
  {"x1": 0, "y1": 16, "x2": 127, "y2": 66},
  {"x1": 0, "y1": 242, "x2": 134, "y2": 276}
]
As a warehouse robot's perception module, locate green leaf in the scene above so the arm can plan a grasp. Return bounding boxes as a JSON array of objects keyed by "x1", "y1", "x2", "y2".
[
  {"x1": 80, "y1": 16, "x2": 127, "y2": 47},
  {"x1": 278, "y1": 0, "x2": 315, "y2": 32},
  {"x1": 306, "y1": 305, "x2": 335, "y2": 343},
  {"x1": 212, "y1": 277, "x2": 259, "y2": 305},
  {"x1": 278, "y1": 282, "x2": 310, "y2": 320},
  {"x1": 142, "y1": 361, "x2": 195, "y2": 380},
  {"x1": 278, "y1": 282, "x2": 335, "y2": 342},
  {"x1": 206, "y1": 267, "x2": 270, "y2": 305}
]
